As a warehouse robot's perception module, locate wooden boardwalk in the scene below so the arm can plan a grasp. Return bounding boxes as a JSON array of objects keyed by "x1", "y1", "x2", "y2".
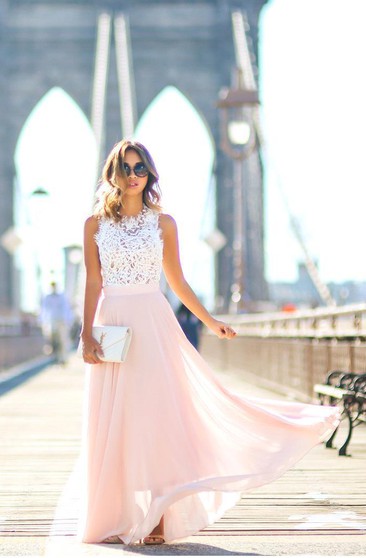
[{"x1": 0, "y1": 356, "x2": 365, "y2": 556}]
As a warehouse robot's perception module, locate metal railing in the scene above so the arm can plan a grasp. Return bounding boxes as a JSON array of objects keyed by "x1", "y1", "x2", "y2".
[
  {"x1": 200, "y1": 302, "x2": 366, "y2": 402},
  {"x1": 0, "y1": 317, "x2": 45, "y2": 371},
  {"x1": 219, "y1": 302, "x2": 366, "y2": 339},
  {"x1": 0, "y1": 317, "x2": 42, "y2": 337}
]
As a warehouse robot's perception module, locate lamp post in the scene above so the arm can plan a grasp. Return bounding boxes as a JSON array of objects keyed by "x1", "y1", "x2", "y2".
[
  {"x1": 63, "y1": 244, "x2": 83, "y2": 305},
  {"x1": 28, "y1": 187, "x2": 51, "y2": 304},
  {"x1": 217, "y1": 70, "x2": 259, "y2": 313}
]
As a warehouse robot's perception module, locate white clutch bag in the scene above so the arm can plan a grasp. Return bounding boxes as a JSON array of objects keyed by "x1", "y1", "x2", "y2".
[{"x1": 78, "y1": 325, "x2": 132, "y2": 363}]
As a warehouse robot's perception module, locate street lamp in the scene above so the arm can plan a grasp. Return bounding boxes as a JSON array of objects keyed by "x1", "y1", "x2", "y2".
[
  {"x1": 217, "y1": 70, "x2": 259, "y2": 313},
  {"x1": 31, "y1": 187, "x2": 49, "y2": 197}
]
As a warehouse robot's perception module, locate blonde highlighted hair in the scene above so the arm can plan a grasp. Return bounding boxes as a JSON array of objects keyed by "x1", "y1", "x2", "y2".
[{"x1": 94, "y1": 139, "x2": 162, "y2": 220}]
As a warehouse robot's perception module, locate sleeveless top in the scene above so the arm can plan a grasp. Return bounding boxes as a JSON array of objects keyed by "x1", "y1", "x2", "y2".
[{"x1": 94, "y1": 205, "x2": 163, "y2": 286}]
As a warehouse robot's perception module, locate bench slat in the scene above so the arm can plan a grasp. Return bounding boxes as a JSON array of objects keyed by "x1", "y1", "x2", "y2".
[{"x1": 314, "y1": 384, "x2": 349, "y2": 398}]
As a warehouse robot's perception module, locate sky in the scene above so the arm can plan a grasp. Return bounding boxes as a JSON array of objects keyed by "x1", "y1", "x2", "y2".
[
  {"x1": 12, "y1": 0, "x2": 366, "y2": 310},
  {"x1": 259, "y1": 0, "x2": 366, "y2": 283}
]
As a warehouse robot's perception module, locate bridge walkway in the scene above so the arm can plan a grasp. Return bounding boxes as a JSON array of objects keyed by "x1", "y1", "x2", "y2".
[{"x1": 0, "y1": 356, "x2": 365, "y2": 557}]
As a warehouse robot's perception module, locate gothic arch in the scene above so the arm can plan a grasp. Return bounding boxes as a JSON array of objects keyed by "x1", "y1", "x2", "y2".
[{"x1": 14, "y1": 87, "x2": 97, "y2": 311}]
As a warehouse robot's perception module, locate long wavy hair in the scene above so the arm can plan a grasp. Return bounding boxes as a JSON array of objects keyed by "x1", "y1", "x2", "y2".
[{"x1": 94, "y1": 139, "x2": 162, "y2": 220}]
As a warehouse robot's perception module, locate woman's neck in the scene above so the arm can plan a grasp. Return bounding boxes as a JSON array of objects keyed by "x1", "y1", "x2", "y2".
[{"x1": 119, "y1": 198, "x2": 144, "y2": 217}]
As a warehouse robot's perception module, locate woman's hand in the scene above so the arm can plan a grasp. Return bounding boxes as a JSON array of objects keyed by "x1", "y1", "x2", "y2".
[
  {"x1": 206, "y1": 318, "x2": 237, "y2": 339},
  {"x1": 80, "y1": 334, "x2": 104, "y2": 364}
]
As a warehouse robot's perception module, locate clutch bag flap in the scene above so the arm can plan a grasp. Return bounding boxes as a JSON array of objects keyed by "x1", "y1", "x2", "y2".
[{"x1": 77, "y1": 325, "x2": 132, "y2": 363}]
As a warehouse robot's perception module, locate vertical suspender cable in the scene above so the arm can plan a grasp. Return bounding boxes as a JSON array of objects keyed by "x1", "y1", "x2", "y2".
[
  {"x1": 232, "y1": 11, "x2": 257, "y2": 89},
  {"x1": 91, "y1": 12, "x2": 111, "y2": 174},
  {"x1": 114, "y1": 14, "x2": 136, "y2": 138},
  {"x1": 76, "y1": 13, "x2": 111, "y2": 317}
]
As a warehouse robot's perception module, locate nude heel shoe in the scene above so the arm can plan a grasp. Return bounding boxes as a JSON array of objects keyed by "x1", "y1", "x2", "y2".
[
  {"x1": 142, "y1": 535, "x2": 165, "y2": 545},
  {"x1": 143, "y1": 515, "x2": 165, "y2": 545},
  {"x1": 102, "y1": 535, "x2": 122, "y2": 543}
]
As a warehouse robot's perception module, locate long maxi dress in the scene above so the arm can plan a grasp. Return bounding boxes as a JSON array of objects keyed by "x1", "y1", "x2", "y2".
[{"x1": 78, "y1": 204, "x2": 340, "y2": 545}]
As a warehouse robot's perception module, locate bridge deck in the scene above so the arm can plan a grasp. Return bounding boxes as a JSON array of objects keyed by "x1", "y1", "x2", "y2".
[{"x1": 0, "y1": 357, "x2": 365, "y2": 557}]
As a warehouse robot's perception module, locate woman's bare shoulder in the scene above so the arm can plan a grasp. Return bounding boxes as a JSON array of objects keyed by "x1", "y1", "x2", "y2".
[
  {"x1": 158, "y1": 213, "x2": 177, "y2": 233},
  {"x1": 84, "y1": 215, "x2": 100, "y2": 234},
  {"x1": 84, "y1": 215, "x2": 100, "y2": 237}
]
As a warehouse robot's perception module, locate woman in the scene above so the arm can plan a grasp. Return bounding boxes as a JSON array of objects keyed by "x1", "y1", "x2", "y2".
[{"x1": 78, "y1": 139, "x2": 340, "y2": 546}]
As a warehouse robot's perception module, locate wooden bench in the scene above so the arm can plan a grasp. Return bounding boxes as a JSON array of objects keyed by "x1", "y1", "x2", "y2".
[{"x1": 314, "y1": 370, "x2": 366, "y2": 456}]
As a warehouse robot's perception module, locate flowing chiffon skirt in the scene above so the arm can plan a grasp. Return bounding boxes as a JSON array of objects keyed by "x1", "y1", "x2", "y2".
[{"x1": 77, "y1": 283, "x2": 340, "y2": 544}]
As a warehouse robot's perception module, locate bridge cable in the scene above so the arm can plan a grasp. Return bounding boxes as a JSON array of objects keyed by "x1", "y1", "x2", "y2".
[
  {"x1": 114, "y1": 14, "x2": 136, "y2": 137},
  {"x1": 91, "y1": 12, "x2": 111, "y2": 179}
]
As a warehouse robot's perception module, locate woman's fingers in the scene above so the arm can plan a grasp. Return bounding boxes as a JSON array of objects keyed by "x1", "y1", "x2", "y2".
[
  {"x1": 219, "y1": 324, "x2": 237, "y2": 339},
  {"x1": 84, "y1": 351, "x2": 102, "y2": 364},
  {"x1": 82, "y1": 340, "x2": 104, "y2": 363}
]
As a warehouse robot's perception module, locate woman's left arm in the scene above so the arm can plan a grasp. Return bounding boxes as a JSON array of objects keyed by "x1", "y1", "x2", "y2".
[{"x1": 160, "y1": 214, "x2": 236, "y2": 340}]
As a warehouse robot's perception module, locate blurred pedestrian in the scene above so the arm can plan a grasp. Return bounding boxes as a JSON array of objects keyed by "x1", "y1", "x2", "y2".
[
  {"x1": 40, "y1": 282, "x2": 73, "y2": 364},
  {"x1": 176, "y1": 302, "x2": 202, "y2": 349}
]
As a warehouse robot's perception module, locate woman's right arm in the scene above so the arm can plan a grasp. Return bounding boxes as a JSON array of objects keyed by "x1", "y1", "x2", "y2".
[{"x1": 80, "y1": 216, "x2": 104, "y2": 364}]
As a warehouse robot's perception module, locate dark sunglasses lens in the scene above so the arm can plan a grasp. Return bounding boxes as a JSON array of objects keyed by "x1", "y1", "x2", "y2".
[
  {"x1": 135, "y1": 163, "x2": 148, "y2": 177},
  {"x1": 123, "y1": 162, "x2": 148, "y2": 177}
]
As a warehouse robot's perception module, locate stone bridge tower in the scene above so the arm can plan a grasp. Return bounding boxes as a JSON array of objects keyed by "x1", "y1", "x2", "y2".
[{"x1": 0, "y1": 0, "x2": 268, "y2": 312}]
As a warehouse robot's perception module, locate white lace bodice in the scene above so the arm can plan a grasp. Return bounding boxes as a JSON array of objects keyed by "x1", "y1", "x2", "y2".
[{"x1": 95, "y1": 205, "x2": 163, "y2": 286}]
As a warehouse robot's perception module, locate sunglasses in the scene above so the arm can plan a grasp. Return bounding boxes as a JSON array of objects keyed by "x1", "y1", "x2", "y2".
[{"x1": 123, "y1": 162, "x2": 148, "y2": 178}]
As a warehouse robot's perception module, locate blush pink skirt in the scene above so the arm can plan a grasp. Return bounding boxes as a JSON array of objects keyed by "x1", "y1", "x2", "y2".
[{"x1": 77, "y1": 283, "x2": 340, "y2": 544}]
